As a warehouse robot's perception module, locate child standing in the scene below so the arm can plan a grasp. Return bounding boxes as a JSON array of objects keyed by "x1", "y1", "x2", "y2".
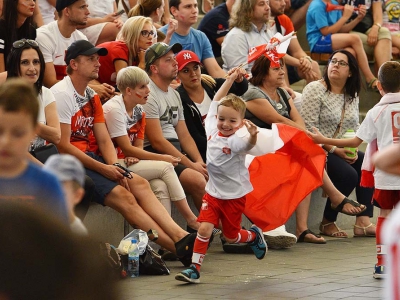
[
  {"x1": 175, "y1": 69, "x2": 268, "y2": 284},
  {"x1": 308, "y1": 61, "x2": 400, "y2": 279},
  {"x1": 44, "y1": 154, "x2": 88, "y2": 235}
]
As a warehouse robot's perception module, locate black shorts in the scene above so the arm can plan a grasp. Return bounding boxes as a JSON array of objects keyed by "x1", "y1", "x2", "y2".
[{"x1": 84, "y1": 152, "x2": 119, "y2": 205}]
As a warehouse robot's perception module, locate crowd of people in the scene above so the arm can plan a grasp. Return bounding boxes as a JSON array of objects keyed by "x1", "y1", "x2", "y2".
[{"x1": 0, "y1": 0, "x2": 399, "y2": 295}]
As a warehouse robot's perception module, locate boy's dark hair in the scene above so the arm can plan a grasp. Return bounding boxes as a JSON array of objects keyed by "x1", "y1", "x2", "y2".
[
  {"x1": 0, "y1": 78, "x2": 39, "y2": 126},
  {"x1": 169, "y1": 0, "x2": 181, "y2": 10},
  {"x1": 7, "y1": 42, "x2": 46, "y2": 95},
  {"x1": 378, "y1": 61, "x2": 400, "y2": 93}
]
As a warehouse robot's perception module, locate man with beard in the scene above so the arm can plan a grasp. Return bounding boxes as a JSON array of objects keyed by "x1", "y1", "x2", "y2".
[
  {"x1": 36, "y1": 0, "x2": 115, "y2": 101},
  {"x1": 268, "y1": 0, "x2": 320, "y2": 84}
]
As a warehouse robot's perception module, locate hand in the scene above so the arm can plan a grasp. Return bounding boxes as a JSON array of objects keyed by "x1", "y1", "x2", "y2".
[
  {"x1": 342, "y1": 4, "x2": 355, "y2": 19},
  {"x1": 169, "y1": 79, "x2": 181, "y2": 89},
  {"x1": 138, "y1": 48, "x2": 147, "y2": 69},
  {"x1": 333, "y1": 147, "x2": 358, "y2": 164},
  {"x1": 160, "y1": 154, "x2": 181, "y2": 166},
  {"x1": 356, "y1": 4, "x2": 367, "y2": 19},
  {"x1": 282, "y1": 86, "x2": 296, "y2": 99},
  {"x1": 166, "y1": 19, "x2": 178, "y2": 37},
  {"x1": 100, "y1": 164, "x2": 125, "y2": 181},
  {"x1": 92, "y1": 83, "x2": 115, "y2": 102},
  {"x1": 303, "y1": 70, "x2": 320, "y2": 82},
  {"x1": 307, "y1": 127, "x2": 326, "y2": 144},
  {"x1": 113, "y1": 17, "x2": 124, "y2": 29},
  {"x1": 191, "y1": 161, "x2": 208, "y2": 181},
  {"x1": 119, "y1": 177, "x2": 130, "y2": 191},
  {"x1": 104, "y1": 12, "x2": 120, "y2": 23},
  {"x1": 244, "y1": 120, "x2": 259, "y2": 136},
  {"x1": 298, "y1": 57, "x2": 312, "y2": 73},
  {"x1": 124, "y1": 157, "x2": 140, "y2": 166},
  {"x1": 367, "y1": 25, "x2": 379, "y2": 46},
  {"x1": 234, "y1": 68, "x2": 247, "y2": 83}
]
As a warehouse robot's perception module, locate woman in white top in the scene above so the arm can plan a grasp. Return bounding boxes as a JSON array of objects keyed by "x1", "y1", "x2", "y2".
[{"x1": 6, "y1": 39, "x2": 60, "y2": 151}]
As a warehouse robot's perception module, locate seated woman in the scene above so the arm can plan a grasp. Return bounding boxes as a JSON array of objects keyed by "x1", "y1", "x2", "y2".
[
  {"x1": 301, "y1": 49, "x2": 375, "y2": 238},
  {"x1": 306, "y1": 0, "x2": 378, "y2": 89},
  {"x1": 97, "y1": 16, "x2": 154, "y2": 88},
  {"x1": 102, "y1": 66, "x2": 199, "y2": 231},
  {"x1": 242, "y1": 54, "x2": 366, "y2": 243},
  {"x1": 6, "y1": 39, "x2": 60, "y2": 152},
  {"x1": 0, "y1": 0, "x2": 37, "y2": 72},
  {"x1": 176, "y1": 50, "x2": 248, "y2": 162}
]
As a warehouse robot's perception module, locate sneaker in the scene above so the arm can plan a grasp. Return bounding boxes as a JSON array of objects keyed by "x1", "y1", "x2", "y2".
[
  {"x1": 263, "y1": 225, "x2": 297, "y2": 249},
  {"x1": 175, "y1": 264, "x2": 200, "y2": 283},
  {"x1": 249, "y1": 225, "x2": 268, "y2": 259},
  {"x1": 175, "y1": 233, "x2": 196, "y2": 257},
  {"x1": 373, "y1": 264, "x2": 386, "y2": 279}
]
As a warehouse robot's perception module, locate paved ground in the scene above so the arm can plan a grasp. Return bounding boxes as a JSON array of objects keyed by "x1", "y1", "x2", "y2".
[{"x1": 117, "y1": 232, "x2": 383, "y2": 300}]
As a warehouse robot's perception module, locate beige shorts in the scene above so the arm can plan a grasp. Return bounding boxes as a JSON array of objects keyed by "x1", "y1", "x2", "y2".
[{"x1": 351, "y1": 27, "x2": 392, "y2": 55}]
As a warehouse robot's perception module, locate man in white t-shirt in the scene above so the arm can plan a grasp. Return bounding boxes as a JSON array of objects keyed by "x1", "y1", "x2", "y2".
[
  {"x1": 78, "y1": 0, "x2": 123, "y2": 46},
  {"x1": 143, "y1": 42, "x2": 207, "y2": 212},
  {"x1": 36, "y1": 0, "x2": 116, "y2": 101}
]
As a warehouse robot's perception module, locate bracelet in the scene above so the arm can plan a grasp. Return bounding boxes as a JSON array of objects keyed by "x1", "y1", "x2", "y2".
[
  {"x1": 329, "y1": 146, "x2": 337, "y2": 154},
  {"x1": 304, "y1": 55, "x2": 312, "y2": 63},
  {"x1": 373, "y1": 23, "x2": 382, "y2": 30}
]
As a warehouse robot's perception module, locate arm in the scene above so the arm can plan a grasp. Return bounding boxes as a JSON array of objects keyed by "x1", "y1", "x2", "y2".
[
  {"x1": 37, "y1": 101, "x2": 61, "y2": 144},
  {"x1": 0, "y1": 54, "x2": 4, "y2": 73},
  {"x1": 373, "y1": 144, "x2": 400, "y2": 176},
  {"x1": 367, "y1": 2, "x2": 383, "y2": 46},
  {"x1": 58, "y1": 123, "x2": 123, "y2": 180},
  {"x1": 33, "y1": 4, "x2": 44, "y2": 27},
  {"x1": 246, "y1": 97, "x2": 305, "y2": 131},
  {"x1": 202, "y1": 57, "x2": 226, "y2": 78},
  {"x1": 320, "y1": 5, "x2": 357, "y2": 35},
  {"x1": 308, "y1": 127, "x2": 363, "y2": 147},
  {"x1": 340, "y1": 5, "x2": 367, "y2": 33},
  {"x1": 216, "y1": 36, "x2": 225, "y2": 46},
  {"x1": 43, "y1": 62, "x2": 59, "y2": 88}
]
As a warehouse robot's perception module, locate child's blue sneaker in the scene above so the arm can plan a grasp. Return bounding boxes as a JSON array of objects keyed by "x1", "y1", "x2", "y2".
[
  {"x1": 249, "y1": 225, "x2": 268, "y2": 260},
  {"x1": 373, "y1": 264, "x2": 385, "y2": 279},
  {"x1": 175, "y1": 264, "x2": 200, "y2": 283}
]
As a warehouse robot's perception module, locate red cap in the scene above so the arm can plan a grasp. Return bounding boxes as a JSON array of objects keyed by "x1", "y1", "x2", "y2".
[{"x1": 176, "y1": 50, "x2": 202, "y2": 71}]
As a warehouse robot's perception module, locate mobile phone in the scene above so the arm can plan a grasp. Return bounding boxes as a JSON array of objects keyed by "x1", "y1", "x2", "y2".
[{"x1": 115, "y1": 9, "x2": 125, "y2": 16}]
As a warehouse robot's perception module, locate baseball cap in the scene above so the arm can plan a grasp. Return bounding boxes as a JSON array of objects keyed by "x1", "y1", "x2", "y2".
[
  {"x1": 65, "y1": 40, "x2": 108, "y2": 65},
  {"x1": 175, "y1": 50, "x2": 202, "y2": 71},
  {"x1": 145, "y1": 42, "x2": 182, "y2": 71},
  {"x1": 44, "y1": 154, "x2": 85, "y2": 187},
  {"x1": 56, "y1": 0, "x2": 79, "y2": 12}
]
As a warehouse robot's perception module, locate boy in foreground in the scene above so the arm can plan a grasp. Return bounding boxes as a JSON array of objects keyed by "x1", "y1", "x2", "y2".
[
  {"x1": 308, "y1": 61, "x2": 400, "y2": 279},
  {"x1": 0, "y1": 79, "x2": 68, "y2": 222},
  {"x1": 175, "y1": 68, "x2": 268, "y2": 284}
]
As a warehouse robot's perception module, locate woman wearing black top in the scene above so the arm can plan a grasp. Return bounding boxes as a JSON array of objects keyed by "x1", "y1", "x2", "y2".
[{"x1": 0, "y1": 0, "x2": 37, "y2": 72}]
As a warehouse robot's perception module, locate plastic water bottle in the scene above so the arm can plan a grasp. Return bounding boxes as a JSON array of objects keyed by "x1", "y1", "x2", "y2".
[
  {"x1": 342, "y1": 129, "x2": 357, "y2": 158},
  {"x1": 128, "y1": 239, "x2": 139, "y2": 278}
]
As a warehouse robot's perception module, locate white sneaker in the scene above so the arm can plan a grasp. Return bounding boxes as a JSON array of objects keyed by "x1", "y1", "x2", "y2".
[{"x1": 263, "y1": 225, "x2": 297, "y2": 249}]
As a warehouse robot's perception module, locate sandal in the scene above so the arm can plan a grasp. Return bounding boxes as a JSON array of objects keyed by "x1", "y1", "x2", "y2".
[
  {"x1": 331, "y1": 197, "x2": 366, "y2": 216},
  {"x1": 319, "y1": 222, "x2": 348, "y2": 238},
  {"x1": 297, "y1": 229, "x2": 326, "y2": 244},
  {"x1": 353, "y1": 223, "x2": 376, "y2": 237},
  {"x1": 367, "y1": 78, "x2": 379, "y2": 92}
]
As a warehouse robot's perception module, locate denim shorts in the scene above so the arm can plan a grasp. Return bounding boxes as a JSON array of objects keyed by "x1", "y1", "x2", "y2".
[
  {"x1": 312, "y1": 34, "x2": 333, "y2": 53},
  {"x1": 84, "y1": 152, "x2": 119, "y2": 205}
]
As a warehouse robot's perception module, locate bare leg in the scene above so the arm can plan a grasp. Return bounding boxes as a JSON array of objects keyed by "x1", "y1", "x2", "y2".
[
  {"x1": 126, "y1": 175, "x2": 189, "y2": 242},
  {"x1": 295, "y1": 193, "x2": 326, "y2": 243},
  {"x1": 174, "y1": 199, "x2": 200, "y2": 230},
  {"x1": 332, "y1": 33, "x2": 376, "y2": 84},
  {"x1": 178, "y1": 168, "x2": 206, "y2": 211},
  {"x1": 373, "y1": 38, "x2": 392, "y2": 75},
  {"x1": 104, "y1": 185, "x2": 178, "y2": 252}
]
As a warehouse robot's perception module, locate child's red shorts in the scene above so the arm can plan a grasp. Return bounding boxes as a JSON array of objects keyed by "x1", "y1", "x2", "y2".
[{"x1": 373, "y1": 189, "x2": 400, "y2": 209}]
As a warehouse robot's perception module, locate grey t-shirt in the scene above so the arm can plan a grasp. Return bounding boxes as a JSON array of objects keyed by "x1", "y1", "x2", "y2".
[{"x1": 142, "y1": 80, "x2": 185, "y2": 148}]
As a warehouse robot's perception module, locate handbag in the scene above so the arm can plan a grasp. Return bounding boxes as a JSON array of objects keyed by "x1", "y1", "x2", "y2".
[
  {"x1": 29, "y1": 143, "x2": 59, "y2": 164},
  {"x1": 139, "y1": 245, "x2": 170, "y2": 275}
]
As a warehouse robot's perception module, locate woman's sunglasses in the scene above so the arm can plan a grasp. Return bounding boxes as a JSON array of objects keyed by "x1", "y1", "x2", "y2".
[{"x1": 12, "y1": 39, "x2": 39, "y2": 49}]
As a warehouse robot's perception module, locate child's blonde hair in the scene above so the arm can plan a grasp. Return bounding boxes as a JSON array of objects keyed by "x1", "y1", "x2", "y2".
[{"x1": 218, "y1": 94, "x2": 246, "y2": 118}]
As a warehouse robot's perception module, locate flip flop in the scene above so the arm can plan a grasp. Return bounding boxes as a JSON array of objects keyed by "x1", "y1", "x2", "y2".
[
  {"x1": 331, "y1": 197, "x2": 366, "y2": 216},
  {"x1": 297, "y1": 229, "x2": 326, "y2": 244}
]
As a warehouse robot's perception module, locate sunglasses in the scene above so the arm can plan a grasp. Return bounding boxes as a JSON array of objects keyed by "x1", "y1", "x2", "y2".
[
  {"x1": 113, "y1": 163, "x2": 133, "y2": 179},
  {"x1": 140, "y1": 30, "x2": 155, "y2": 38},
  {"x1": 12, "y1": 39, "x2": 39, "y2": 49}
]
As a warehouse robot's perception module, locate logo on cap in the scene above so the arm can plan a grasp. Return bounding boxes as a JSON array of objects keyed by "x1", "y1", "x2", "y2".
[{"x1": 183, "y1": 53, "x2": 192, "y2": 60}]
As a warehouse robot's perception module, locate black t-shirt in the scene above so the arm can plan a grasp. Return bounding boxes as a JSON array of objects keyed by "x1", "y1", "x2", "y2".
[
  {"x1": 0, "y1": 19, "x2": 37, "y2": 67},
  {"x1": 197, "y1": 3, "x2": 230, "y2": 58}
]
